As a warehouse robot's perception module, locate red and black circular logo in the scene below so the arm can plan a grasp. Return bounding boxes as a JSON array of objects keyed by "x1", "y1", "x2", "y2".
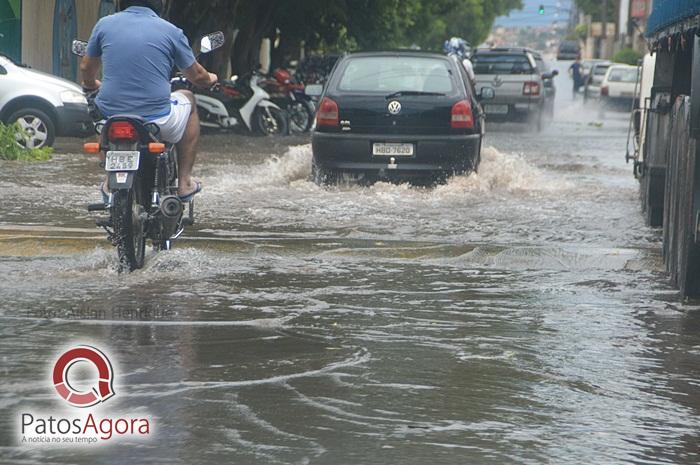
[{"x1": 52, "y1": 346, "x2": 115, "y2": 408}]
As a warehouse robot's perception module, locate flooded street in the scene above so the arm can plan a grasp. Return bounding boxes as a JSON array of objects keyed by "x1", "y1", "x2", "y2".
[{"x1": 2, "y1": 86, "x2": 700, "y2": 464}]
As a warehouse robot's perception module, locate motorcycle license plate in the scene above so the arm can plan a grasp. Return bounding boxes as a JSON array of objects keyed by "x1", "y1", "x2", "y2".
[
  {"x1": 105, "y1": 151, "x2": 140, "y2": 172},
  {"x1": 373, "y1": 143, "x2": 414, "y2": 156}
]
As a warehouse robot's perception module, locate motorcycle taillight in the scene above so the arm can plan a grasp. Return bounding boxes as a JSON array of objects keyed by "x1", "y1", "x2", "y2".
[{"x1": 108, "y1": 121, "x2": 138, "y2": 141}]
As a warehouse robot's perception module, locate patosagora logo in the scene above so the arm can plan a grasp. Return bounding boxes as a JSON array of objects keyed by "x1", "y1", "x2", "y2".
[
  {"x1": 53, "y1": 346, "x2": 115, "y2": 408},
  {"x1": 18, "y1": 345, "x2": 152, "y2": 446}
]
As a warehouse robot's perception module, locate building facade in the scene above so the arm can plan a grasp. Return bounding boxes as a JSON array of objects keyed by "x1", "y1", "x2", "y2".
[{"x1": 1, "y1": 0, "x2": 115, "y2": 81}]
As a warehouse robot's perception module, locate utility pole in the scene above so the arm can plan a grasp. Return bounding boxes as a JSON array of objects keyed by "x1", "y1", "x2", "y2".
[{"x1": 602, "y1": 0, "x2": 609, "y2": 58}]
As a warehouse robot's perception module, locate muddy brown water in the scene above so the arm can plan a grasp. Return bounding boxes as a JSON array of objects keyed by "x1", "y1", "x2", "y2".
[{"x1": 1, "y1": 90, "x2": 700, "y2": 465}]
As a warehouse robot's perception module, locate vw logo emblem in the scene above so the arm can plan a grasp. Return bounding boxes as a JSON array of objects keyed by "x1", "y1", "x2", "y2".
[
  {"x1": 388, "y1": 101, "x2": 402, "y2": 115},
  {"x1": 493, "y1": 76, "x2": 503, "y2": 88}
]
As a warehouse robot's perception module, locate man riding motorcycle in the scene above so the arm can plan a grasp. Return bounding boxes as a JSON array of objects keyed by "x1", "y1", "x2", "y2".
[
  {"x1": 444, "y1": 37, "x2": 476, "y2": 89},
  {"x1": 80, "y1": 0, "x2": 217, "y2": 203}
]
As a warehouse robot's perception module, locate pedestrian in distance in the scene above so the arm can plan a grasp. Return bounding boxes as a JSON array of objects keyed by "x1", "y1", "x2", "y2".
[{"x1": 569, "y1": 55, "x2": 584, "y2": 100}]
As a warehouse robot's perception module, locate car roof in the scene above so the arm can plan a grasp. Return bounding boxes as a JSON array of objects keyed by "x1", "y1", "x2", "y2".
[
  {"x1": 608, "y1": 64, "x2": 637, "y2": 70},
  {"x1": 345, "y1": 50, "x2": 449, "y2": 60},
  {"x1": 475, "y1": 47, "x2": 538, "y2": 55}
]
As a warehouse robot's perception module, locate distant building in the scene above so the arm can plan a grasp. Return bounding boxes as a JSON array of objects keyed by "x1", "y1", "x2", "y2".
[{"x1": 0, "y1": 0, "x2": 115, "y2": 81}]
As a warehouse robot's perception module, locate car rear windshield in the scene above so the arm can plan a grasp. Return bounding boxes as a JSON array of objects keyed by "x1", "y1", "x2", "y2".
[
  {"x1": 337, "y1": 56, "x2": 455, "y2": 94},
  {"x1": 594, "y1": 65, "x2": 611, "y2": 76},
  {"x1": 472, "y1": 54, "x2": 535, "y2": 75},
  {"x1": 608, "y1": 68, "x2": 639, "y2": 83}
]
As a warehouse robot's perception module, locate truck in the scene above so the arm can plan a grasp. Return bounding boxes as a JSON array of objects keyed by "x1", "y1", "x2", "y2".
[{"x1": 633, "y1": 1, "x2": 700, "y2": 297}]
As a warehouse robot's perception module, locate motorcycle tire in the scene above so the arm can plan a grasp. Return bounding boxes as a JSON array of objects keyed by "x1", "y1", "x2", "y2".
[
  {"x1": 112, "y1": 185, "x2": 147, "y2": 272},
  {"x1": 253, "y1": 106, "x2": 288, "y2": 136},
  {"x1": 288, "y1": 101, "x2": 314, "y2": 133}
]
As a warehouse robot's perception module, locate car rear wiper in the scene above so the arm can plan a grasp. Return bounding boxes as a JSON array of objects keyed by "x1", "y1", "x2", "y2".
[{"x1": 385, "y1": 91, "x2": 446, "y2": 99}]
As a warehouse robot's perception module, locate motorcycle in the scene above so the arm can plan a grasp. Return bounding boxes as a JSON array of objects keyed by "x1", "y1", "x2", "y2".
[
  {"x1": 187, "y1": 70, "x2": 288, "y2": 136},
  {"x1": 72, "y1": 32, "x2": 225, "y2": 272},
  {"x1": 260, "y1": 68, "x2": 315, "y2": 133}
]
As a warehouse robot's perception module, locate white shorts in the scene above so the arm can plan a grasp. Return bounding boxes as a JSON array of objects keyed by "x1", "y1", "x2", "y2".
[{"x1": 151, "y1": 92, "x2": 192, "y2": 143}]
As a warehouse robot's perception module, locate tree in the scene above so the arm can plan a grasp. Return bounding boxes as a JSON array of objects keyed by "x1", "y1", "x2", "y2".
[{"x1": 165, "y1": 0, "x2": 525, "y2": 76}]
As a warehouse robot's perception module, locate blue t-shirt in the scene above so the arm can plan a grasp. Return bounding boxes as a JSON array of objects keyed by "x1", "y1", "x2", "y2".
[{"x1": 87, "y1": 6, "x2": 196, "y2": 119}]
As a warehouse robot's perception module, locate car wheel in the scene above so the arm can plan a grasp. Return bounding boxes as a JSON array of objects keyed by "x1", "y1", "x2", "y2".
[
  {"x1": 311, "y1": 160, "x2": 338, "y2": 185},
  {"x1": 9, "y1": 108, "x2": 56, "y2": 149}
]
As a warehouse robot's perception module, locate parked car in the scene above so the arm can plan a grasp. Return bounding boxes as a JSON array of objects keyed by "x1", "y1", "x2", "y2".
[
  {"x1": 583, "y1": 60, "x2": 612, "y2": 101},
  {"x1": 308, "y1": 51, "x2": 493, "y2": 185},
  {"x1": 557, "y1": 41, "x2": 581, "y2": 61},
  {"x1": 600, "y1": 64, "x2": 641, "y2": 110},
  {"x1": 0, "y1": 55, "x2": 92, "y2": 149},
  {"x1": 471, "y1": 47, "x2": 548, "y2": 130}
]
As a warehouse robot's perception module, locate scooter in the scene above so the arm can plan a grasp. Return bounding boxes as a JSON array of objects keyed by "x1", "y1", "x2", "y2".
[{"x1": 184, "y1": 70, "x2": 288, "y2": 136}]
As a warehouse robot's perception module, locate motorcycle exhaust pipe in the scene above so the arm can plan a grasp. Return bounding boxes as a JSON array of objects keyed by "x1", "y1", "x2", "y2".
[{"x1": 160, "y1": 195, "x2": 183, "y2": 236}]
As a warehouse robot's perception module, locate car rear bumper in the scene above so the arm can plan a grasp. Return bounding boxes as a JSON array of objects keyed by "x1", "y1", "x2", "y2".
[
  {"x1": 56, "y1": 103, "x2": 93, "y2": 137},
  {"x1": 601, "y1": 96, "x2": 636, "y2": 107},
  {"x1": 312, "y1": 132, "x2": 481, "y2": 173}
]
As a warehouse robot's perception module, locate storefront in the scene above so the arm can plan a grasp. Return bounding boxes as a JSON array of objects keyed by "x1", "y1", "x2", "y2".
[
  {"x1": 0, "y1": 0, "x2": 21, "y2": 62},
  {"x1": 18, "y1": 0, "x2": 115, "y2": 80}
]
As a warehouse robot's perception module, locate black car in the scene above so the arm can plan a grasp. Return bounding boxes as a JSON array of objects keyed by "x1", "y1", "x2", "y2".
[
  {"x1": 308, "y1": 51, "x2": 493, "y2": 184},
  {"x1": 557, "y1": 41, "x2": 581, "y2": 61}
]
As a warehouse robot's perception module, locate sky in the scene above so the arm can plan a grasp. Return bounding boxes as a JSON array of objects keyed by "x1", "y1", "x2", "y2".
[{"x1": 495, "y1": 0, "x2": 574, "y2": 27}]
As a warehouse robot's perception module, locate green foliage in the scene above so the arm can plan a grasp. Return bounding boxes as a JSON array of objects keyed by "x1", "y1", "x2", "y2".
[
  {"x1": 574, "y1": 23, "x2": 588, "y2": 40},
  {"x1": 612, "y1": 47, "x2": 642, "y2": 65},
  {"x1": 0, "y1": 122, "x2": 53, "y2": 161},
  {"x1": 274, "y1": 0, "x2": 523, "y2": 54}
]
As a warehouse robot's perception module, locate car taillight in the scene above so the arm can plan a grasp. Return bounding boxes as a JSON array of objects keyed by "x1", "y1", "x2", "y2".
[
  {"x1": 317, "y1": 97, "x2": 339, "y2": 127},
  {"x1": 601, "y1": 86, "x2": 609, "y2": 97},
  {"x1": 108, "y1": 121, "x2": 138, "y2": 141},
  {"x1": 451, "y1": 100, "x2": 474, "y2": 129},
  {"x1": 523, "y1": 81, "x2": 541, "y2": 96}
]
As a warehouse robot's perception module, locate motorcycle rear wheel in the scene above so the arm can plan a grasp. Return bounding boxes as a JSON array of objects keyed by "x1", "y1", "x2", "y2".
[
  {"x1": 253, "y1": 107, "x2": 288, "y2": 136},
  {"x1": 112, "y1": 186, "x2": 147, "y2": 272}
]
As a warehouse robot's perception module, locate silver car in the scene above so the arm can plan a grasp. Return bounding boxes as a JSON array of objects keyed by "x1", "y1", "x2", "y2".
[
  {"x1": 0, "y1": 55, "x2": 92, "y2": 148},
  {"x1": 472, "y1": 47, "x2": 548, "y2": 130}
]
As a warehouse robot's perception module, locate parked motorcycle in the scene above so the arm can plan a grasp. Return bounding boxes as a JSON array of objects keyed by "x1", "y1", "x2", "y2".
[
  {"x1": 185, "y1": 70, "x2": 288, "y2": 136},
  {"x1": 72, "y1": 32, "x2": 225, "y2": 272},
  {"x1": 261, "y1": 68, "x2": 315, "y2": 133}
]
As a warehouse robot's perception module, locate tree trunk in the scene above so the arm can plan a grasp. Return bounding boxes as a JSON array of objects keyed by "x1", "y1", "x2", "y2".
[{"x1": 231, "y1": 0, "x2": 279, "y2": 75}]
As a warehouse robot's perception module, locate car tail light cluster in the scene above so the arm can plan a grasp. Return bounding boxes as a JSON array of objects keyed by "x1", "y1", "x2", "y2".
[
  {"x1": 316, "y1": 97, "x2": 339, "y2": 127},
  {"x1": 451, "y1": 100, "x2": 474, "y2": 129},
  {"x1": 108, "y1": 121, "x2": 138, "y2": 141},
  {"x1": 601, "y1": 86, "x2": 609, "y2": 97},
  {"x1": 522, "y1": 81, "x2": 541, "y2": 96}
]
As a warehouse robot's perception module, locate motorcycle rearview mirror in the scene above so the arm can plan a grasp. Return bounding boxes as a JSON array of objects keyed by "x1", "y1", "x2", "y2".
[
  {"x1": 305, "y1": 84, "x2": 323, "y2": 97},
  {"x1": 200, "y1": 31, "x2": 225, "y2": 54},
  {"x1": 71, "y1": 40, "x2": 88, "y2": 57}
]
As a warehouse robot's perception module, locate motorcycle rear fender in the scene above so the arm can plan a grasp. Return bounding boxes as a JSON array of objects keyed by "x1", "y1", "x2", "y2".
[
  {"x1": 107, "y1": 172, "x2": 135, "y2": 191},
  {"x1": 256, "y1": 99, "x2": 282, "y2": 110}
]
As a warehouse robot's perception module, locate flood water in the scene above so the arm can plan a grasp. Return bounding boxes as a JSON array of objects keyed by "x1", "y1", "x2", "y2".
[{"x1": 2, "y1": 73, "x2": 700, "y2": 464}]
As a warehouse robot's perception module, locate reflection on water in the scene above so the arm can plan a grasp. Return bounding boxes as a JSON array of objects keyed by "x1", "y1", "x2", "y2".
[{"x1": 1, "y1": 94, "x2": 700, "y2": 465}]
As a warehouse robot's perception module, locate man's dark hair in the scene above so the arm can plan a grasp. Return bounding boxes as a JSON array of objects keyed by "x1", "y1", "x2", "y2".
[{"x1": 119, "y1": 0, "x2": 164, "y2": 15}]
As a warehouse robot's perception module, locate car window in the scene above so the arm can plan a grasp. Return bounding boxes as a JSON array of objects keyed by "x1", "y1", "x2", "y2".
[
  {"x1": 0, "y1": 65, "x2": 6, "y2": 75},
  {"x1": 608, "y1": 68, "x2": 639, "y2": 83},
  {"x1": 337, "y1": 56, "x2": 455, "y2": 93},
  {"x1": 594, "y1": 65, "x2": 610, "y2": 76},
  {"x1": 472, "y1": 54, "x2": 535, "y2": 75}
]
